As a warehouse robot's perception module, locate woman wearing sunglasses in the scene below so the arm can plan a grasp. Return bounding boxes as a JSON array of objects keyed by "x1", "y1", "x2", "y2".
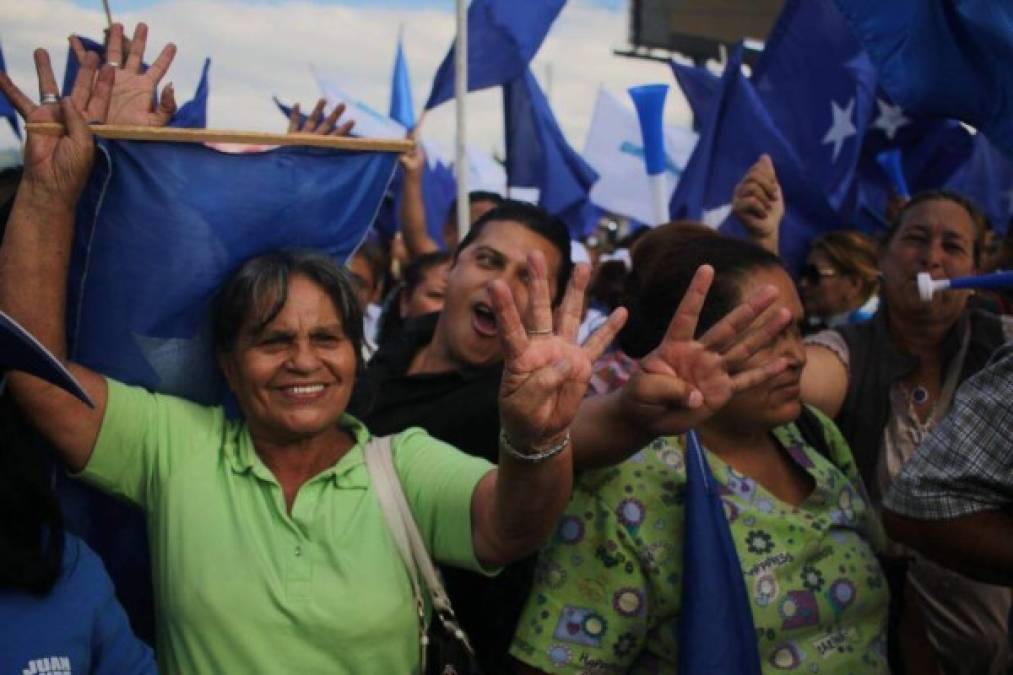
[{"x1": 798, "y1": 231, "x2": 880, "y2": 333}]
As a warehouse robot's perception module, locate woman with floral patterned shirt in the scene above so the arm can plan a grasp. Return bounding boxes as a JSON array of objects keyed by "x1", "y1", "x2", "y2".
[{"x1": 512, "y1": 232, "x2": 889, "y2": 674}]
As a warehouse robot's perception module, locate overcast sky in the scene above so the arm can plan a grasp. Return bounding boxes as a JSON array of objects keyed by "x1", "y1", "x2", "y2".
[{"x1": 1, "y1": 0, "x2": 693, "y2": 161}]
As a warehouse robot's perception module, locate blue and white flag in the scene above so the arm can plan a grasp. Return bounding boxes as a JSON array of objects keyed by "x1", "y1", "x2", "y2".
[
  {"x1": 504, "y1": 68, "x2": 598, "y2": 238},
  {"x1": 0, "y1": 43, "x2": 21, "y2": 139},
  {"x1": 66, "y1": 140, "x2": 399, "y2": 405},
  {"x1": 389, "y1": 35, "x2": 415, "y2": 129},
  {"x1": 752, "y1": 0, "x2": 878, "y2": 210},
  {"x1": 670, "y1": 45, "x2": 843, "y2": 273},
  {"x1": 833, "y1": 0, "x2": 1013, "y2": 160},
  {"x1": 314, "y1": 69, "x2": 407, "y2": 140},
  {"x1": 425, "y1": 0, "x2": 566, "y2": 110},
  {"x1": 583, "y1": 88, "x2": 696, "y2": 226}
]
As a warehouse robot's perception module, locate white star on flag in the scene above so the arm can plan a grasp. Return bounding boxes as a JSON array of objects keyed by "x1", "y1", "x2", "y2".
[
  {"x1": 873, "y1": 99, "x2": 910, "y2": 140},
  {"x1": 822, "y1": 98, "x2": 857, "y2": 163}
]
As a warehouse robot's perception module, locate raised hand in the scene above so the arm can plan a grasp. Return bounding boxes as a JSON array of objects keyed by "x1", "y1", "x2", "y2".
[
  {"x1": 0, "y1": 49, "x2": 112, "y2": 209},
  {"x1": 490, "y1": 252, "x2": 627, "y2": 453},
  {"x1": 618, "y1": 264, "x2": 792, "y2": 436},
  {"x1": 732, "y1": 154, "x2": 784, "y2": 252},
  {"x1": 71, "y1": 23, "x2": 177, "y2": 127},
  {"x1": 287, "y1": 98, "x2": 355, "y2": 136}
]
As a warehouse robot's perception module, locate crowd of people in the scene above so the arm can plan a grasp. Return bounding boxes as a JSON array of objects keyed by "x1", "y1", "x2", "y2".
[{"x1": 1, "y1": 20, "x2": 1011, "y2": 675}]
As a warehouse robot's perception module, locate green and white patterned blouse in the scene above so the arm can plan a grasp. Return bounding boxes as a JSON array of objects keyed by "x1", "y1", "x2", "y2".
[{"x1": 511, "y1": 410, "x2": 890, "y2": 674}]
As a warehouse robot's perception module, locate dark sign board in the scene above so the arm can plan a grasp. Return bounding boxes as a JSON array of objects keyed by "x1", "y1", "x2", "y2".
[{"x1": 629, "y1": 0, "x2": 784, "y2": 62}]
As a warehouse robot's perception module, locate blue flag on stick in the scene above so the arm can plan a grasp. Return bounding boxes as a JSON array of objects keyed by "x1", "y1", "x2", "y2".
[
  {"x1": 670, "y1": 46, "x2": 843, "y2": 273},
  {"x1": 390, "y1": 36, "x2": 415, "y2": 129},
  {"x1": 670, "y1": 61, "x2": 719, "y2": 131},
  {"x1": 833, "y1": 0, "x2": 1013, "y2": 159},
  {"x1": 0, "y1": 43, "x2": 21, "y2": 139},
  {"x1": 425, "y1": 0, "x2": 566, "y2": 110},
  {"x1": 503, "y1": 68, "x2": 598, "y2": 237},
  {"x1": 66, "y1": 139, "x2": 398, "y2": 404},
  {"x1": 679, "y1": 430, "x2": 762, "y2": 674},
  {"x1": 752, "y1": 0, "x2": 877, "y2": 210}
]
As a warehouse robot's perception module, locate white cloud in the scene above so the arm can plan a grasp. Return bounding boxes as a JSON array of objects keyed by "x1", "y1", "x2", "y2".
[{"x1": 0, "y1": 0, "x2": 692, "y2": 159}]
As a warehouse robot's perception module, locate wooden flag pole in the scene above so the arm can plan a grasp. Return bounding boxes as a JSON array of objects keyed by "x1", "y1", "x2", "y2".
[{"x1": 25, "y1": 123, "x2": 414, "y2": 153}]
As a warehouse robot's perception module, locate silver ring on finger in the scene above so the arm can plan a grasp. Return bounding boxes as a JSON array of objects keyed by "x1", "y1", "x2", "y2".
[
  {"x1": 105, "y1": 61, "x2": 121, "y2": 68},
  {"x1": 40, "y1": 93, "x2": 60, "y2": 105},
  {"x1": 526, "y1": 328, "x2": 553, "y2": 337}
]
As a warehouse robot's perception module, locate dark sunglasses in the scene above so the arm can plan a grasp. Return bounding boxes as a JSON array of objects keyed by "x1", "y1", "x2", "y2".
[{"x1": 800, "y1": 264, "x2": 838, "y2": 285}]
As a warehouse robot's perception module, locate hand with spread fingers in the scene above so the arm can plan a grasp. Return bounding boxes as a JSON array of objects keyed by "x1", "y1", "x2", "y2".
[
  {"x1": 489, "y1": 251, "x2": 627, "y2": 456},
  {"x1": 0, "y1": 49, "x2": 112, "y2": 210},
  {"x1": 287, "y1": 98, "x2": 356, "y2": 136},
  {"x1": 618, "y1": 264, "x2": 792, "y2": 437},
  {"x1": 71, "y1": 22, "x2": 177, "y2": 127}
]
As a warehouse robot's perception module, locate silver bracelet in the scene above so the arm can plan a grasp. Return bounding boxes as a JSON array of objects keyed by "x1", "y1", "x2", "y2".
[{"x1": 498, "y1": 429, "x2": 570, "y2": 463}]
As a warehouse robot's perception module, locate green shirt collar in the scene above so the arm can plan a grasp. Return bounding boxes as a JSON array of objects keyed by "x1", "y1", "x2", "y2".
[{"x1": 227, "y1": 413, "x2": 374, "y2": 488}]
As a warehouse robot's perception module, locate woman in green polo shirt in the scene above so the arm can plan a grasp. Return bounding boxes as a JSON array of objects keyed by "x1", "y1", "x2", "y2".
[{"x1": 511, "y1": 231, "x2": 891, "y2": 673}]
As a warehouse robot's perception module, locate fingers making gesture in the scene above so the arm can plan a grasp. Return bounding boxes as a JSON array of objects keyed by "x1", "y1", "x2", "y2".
[
  {"x1": 0, "y1": 49, "x2": 112, "y2": 209},
  {"x1": 618, "y1": 264, "x2": 792, "y2": 438},
  {"x1": 490, "y1": 251, "x2": 627, "y2": 455},
  {"x1": 287, "y1": 98, "x2": 356, "y2": 136},
  {"x1": 71, "y1": 23, "x2": 177, "y2": 127}
]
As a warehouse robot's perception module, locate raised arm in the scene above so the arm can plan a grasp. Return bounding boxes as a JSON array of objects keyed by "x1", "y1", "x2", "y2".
[
  {"x1": 570, "y1": 265, "x2": 793, "y2": 469},
  {"x1": 397, "y1": 136, "x2": 441, "y2": 258},
  {"x1": 470, "y1": 255, "x2": 624, "y2": 567},
  {"x1": 0, "y1": 50, "x2": 113, "y2": 471},
  {"x1": 732, "y1": 154, "x2": 783, "y2": 255}
]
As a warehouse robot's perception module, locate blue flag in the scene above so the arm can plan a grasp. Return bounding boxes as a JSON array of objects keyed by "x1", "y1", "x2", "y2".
[
  {"x1": 66, "y1": 139, "x2": 398, "y2": 405},
  {"x1": 61, "y1": 36, "x2": 210, "y2": 128},
  {"x1": 503, "y1": 68, "x2": 598, "y2": 237},
  {"x1": 752, "y1": 0, "x2": 877, "y2": 210},
  {"x1": 425, "y1": 0, "x2": 566, "y2": 110},
  {"x1": 833, "y1": 0, "x2": 1013, "y2": 159},
  {"x1": 0, "y1": 43, "x2": 21, "y2": 139},
  {"x1": 389, "y1": 36, "x2": 415, "y2": 129},
  {"x1": 679, "y1": 430, "x2": 762, "y2": 674},
  {"x1": 670, "y1": 61, "x2": 719, "y2": 131},
  {"x1": 670, "y1": 46, "x2": 843, "y2": 273},
  {"x1": 947, "y1": 133, "x2": 1013, "y2": 236}
]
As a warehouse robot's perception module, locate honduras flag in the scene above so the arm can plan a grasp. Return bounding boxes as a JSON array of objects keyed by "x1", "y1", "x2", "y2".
[
  {"x1": 389, "y1": 35, "x2": 415, "y2": 129},
  {"x1": 425, "y1": 0, "x2": 566, "y2": 110},
  {"x1": 66, "y1": 140, "x2": 399, "y2": 404},
  {"x1": 670, "y1": 45, "x2": 843, "y2": 273},
  {"x1": 833, "y1": 0, "x2": 1013, "y2": 160},
  {"x1": 670, "y1": 61, "x2": 719, "y2": 131},
  {"x1": 503, "y1": 68, "x2": 598, "y2": 238},
  {"x1": 947, "y1": 133, "x2": 1013, "y2": 236}
]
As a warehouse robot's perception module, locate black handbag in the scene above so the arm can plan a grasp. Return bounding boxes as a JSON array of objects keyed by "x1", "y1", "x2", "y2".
[{"x1": 364, "y1": 436, "x2": 483, "y2": 675}]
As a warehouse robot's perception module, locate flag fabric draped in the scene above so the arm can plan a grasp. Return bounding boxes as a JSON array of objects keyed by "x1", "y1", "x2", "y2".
[
  {"x1": 424, "y1": 0, "x2": 566, "y2": 110},
  {"x1": 669, "y1": 46, "x2": 843, "y2": 273},
  {"x1": 66, "y1": 139, "x2": 399, "y2": 405},
  {"x1": 947, "y1": 133, "x2": 1013, "y2": 236},
  {"x1": 503, "y1": 68, "x2": 598, "y2": 238},
  {"x1": 679, "y1": 430, "x2": 763, "y2": 675},
  {"x1": 832, "y1": 0, "x2": 1013, "y2": 160},
  {"x1": 0, "y1": 43, "x2": 22, "y2": 139},
  {"x1": 314, "y1": 70, "x2": 408, "y2": 139},
  {"x1": 751, "y1": 0, "x2": 878, "y2": 211},
  {"x1": 389, "y1": 37, "x2": 415, "y2": 129},
  {"x1": 670, "y1": 61, "x2": 719, "y2": 131},
  {"x1": 583, "y1": 88, "x2": 696, "y2": 226}
]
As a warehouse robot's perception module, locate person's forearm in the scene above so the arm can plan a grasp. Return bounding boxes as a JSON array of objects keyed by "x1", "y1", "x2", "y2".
[
  {"x1": 0, "y1": 179, "x2": 76, "y2": 358},
  {"x1": 749, "y1": 230, "x2": 779, "y2": 256},
  {"x1": 883, "y1": 508, "x2": 1013, "y2": 586},
  {"x1": 570, "y1": 391, "x2": 655, "y2": 471},
  {"x1": 398, "y1": 171, "x2": 439, "y2": 258}
]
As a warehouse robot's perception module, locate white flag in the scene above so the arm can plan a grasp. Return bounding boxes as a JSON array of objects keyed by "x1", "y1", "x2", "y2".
[
  {"x1": 584, "y1": 89, "x2": 697, "y2": 225},
  {"x1": 313, "y1": 68, "x2": 407, "y2": 140}
]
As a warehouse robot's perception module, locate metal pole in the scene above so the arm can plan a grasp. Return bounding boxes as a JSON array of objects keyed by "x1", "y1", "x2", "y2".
[
  {"x1": 102, "y1": 0, "x2": 114, "y2": 28},
  {"x1": 455, "y1": 0, "x2": 469, "y2": 243}
]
